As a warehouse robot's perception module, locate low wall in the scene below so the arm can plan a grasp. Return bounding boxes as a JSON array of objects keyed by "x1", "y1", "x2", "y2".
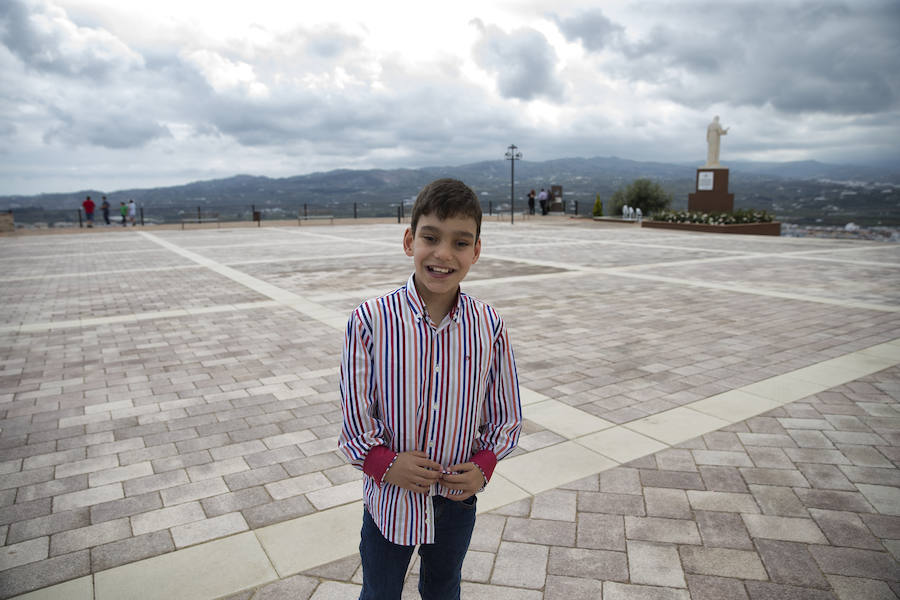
[
  {"x1": 0, "y1": 212, "x2": 13, "y2": 233},
  {"x1": 641, "y1": 220, "x2": 781, "y2": 236}
]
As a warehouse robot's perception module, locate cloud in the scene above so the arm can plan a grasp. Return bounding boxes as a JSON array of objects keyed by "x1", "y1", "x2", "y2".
[
  {"x1": 43, "y1": 108, "x2": 172, "y2": 148},
  {"x1": 0, "y1": 0, "x2": 143, "y2": 79},
  {"x1": 0, "y1": 0, "x2": 897, "y2": 195},
  {"x1": 303, "y1": 26, "x2": 361, "y2": 59},
  {"x1": 471, "y1": 19, "x2": 563, "y2": 101},
  {"x1": 182, "y1": 49, "x2": 269, "y2": 97},
  {"x1": 555, "y1": 1, "x2": 900, "y2": 115},
  {"x1": 553, "y1": 8, "x2": 624, "y2": 52}
]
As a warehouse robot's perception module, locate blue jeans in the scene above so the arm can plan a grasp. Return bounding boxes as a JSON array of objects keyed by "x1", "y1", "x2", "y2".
[{"x1": 359, "y1": 495, "x2": 477, "y2": 600}]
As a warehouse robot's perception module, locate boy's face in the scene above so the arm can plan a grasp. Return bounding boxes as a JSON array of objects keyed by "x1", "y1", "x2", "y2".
[{"x1": 404, "y1": 213, "x2": 481, "y2": 308}]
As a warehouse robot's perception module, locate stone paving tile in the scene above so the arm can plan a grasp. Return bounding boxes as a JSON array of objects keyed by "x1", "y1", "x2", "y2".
[
  {"x1": 89, "y1": 529, "x2": 174, "y2": 571},
  {"x1": 2, "y1": 224, "x2": 900, "y2": 599},
  {"x1": 697, "y1": 465, "x2": 749, "y2": 492},
  {"x1": 754, "y1": 539, "x2": 830, "y2": 588},
  {"x1": 625, "y1": 515, "x2": 701, "y2": 545},
  {"x1": 542, "y1": 575, "x2": 603, "y2": 600},
  {"x1": 604, "y1": 582, "x2": 691, "y2": 600},
  {"x1": 547, "y1": 546, "x2": 628, "y2": 581},
  {"x1": 49, "y1": 517, "x2": 131, "y2": 556},
  {"x1": 826, "y1": 574, "x2": 897, "y2": 600},
  {"x1": 643, "y1": 487, "x2": 691, "y2": 519},
  {"x1": 627, "y1": 540, "x2": 686, "y2": 588},
  {"x1": 743, "y1": 581, "x2": 836, "y2": 600},
  {"x1": 808, "y1": 545, "x2": 900, "y2": 581},
  {"x1": 741, "y1": 514, "x2": 828, "y2": 544},
  {"x1": 529, "y1": 489, "x2": 576, "y2": 521},
  {"x1": 679, "y1": 546, "x2": 769, "y2": 580},
  {"x1": 0, "y1": 536, "x2": 48, "y2": 571},
  {"x1": 694, "y1": 510, "x2": 754, "y2": 549},
  {"x1": 491, "y1": 541, "x2": 549, "y2": 589},
  {"x1": 0, "y1": 548, "x2": 90, "y2": 598},
  {"x1": 686, "y1": 574, "x2": 750, "y2": 600}
]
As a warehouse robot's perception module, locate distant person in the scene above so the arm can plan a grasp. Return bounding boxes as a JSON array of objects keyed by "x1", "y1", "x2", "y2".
[
  {"x1": 538, "y1": 188, "x2": 548, "y2": 215},
  {"x1": 128, "y1": 199, "x2": 137, "y2": 226},
  {"x1": 100, "y1": 196, "x2": 110, "y2": 225},
  {"x1": 527, "y1": 189, "x2": 535, "y2": 215},
  {"x1": 119, "y1": 201, "x2": 127, "y2": 226},
  {"x1": 339, "y1": 178, "x2": 522, "y2": 600},
  {"x1": 82, "y1": 196, "x2": 95, "y2": 228}
]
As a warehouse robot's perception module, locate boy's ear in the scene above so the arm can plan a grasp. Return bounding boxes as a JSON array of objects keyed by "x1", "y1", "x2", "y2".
[
  {"x1": 472, "y1": 238, "x2": 481, "y2": 264},
  {"x1": 403, "y1": 227, "x2": 414, "y2": 256}
]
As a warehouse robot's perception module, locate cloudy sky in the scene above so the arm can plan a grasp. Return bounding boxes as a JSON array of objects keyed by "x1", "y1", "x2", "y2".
[{"x1": 1, "y1": 0, "x2": 898, "y2": 195}]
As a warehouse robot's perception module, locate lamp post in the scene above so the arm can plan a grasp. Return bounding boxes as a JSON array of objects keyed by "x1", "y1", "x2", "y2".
[{"x1": 505, "y1": 144, "x2": 522, "y2": 225}]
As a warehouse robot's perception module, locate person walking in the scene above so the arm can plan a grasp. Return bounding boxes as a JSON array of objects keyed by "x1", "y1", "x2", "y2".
[
  {"x1": 100, "y1": 196, "x2": 111, "y2": 225},
  {"x1": 527, "y1": 189, "x2": 536, "y2": 215},
  {"x1": 119, "y1": 202, "x2": 127, "y2": 226}
]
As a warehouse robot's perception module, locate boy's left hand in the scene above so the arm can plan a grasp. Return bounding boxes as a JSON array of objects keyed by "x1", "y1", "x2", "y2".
[{"x1": 440, "y1": 462, "x2": 485, "y2": 501}]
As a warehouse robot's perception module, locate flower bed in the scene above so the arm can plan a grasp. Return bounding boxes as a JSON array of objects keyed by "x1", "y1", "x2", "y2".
[{"x1": 653, "y1": 209, "x2": 774, "y2": 225}]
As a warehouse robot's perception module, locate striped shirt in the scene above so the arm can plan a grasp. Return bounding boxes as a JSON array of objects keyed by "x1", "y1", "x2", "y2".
[{"x1": 339, "y1": 273, "x2": 522, "y2": 545}]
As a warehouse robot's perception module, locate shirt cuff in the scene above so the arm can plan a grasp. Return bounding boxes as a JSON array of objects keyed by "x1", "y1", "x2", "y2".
[
  {"x1": 470, "y1": 450, "x2": 497, "y2": 484},
  {"x1": 363, "y1": 445, "x2": 398, "y2": 488}
]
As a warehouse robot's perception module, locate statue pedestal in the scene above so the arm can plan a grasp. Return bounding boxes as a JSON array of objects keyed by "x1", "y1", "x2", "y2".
[{"x1": 688, "y1": 168, "x2": 734, "y2": 213}]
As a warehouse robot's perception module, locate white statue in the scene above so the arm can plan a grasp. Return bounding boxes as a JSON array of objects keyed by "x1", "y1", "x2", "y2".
[
  {"x1": 636, "y1": 207, "x2": 642, "y2": 222},
  {"x1": 705, "y1": 115, "x2": 729, "y2": 167}
]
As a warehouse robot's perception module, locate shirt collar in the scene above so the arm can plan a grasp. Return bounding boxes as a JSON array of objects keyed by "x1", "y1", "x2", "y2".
[{"x1": 404, "y1": 273, "x2": 464, "y2": 325}]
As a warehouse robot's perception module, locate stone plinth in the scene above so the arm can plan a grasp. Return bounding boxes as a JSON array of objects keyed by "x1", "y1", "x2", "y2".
[{"x1": 688, "y1": 168, "x2": 734, "y2": 213}]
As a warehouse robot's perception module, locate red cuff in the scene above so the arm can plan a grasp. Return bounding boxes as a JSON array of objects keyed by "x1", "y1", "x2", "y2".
[
  {"x1": 363, "y1": 445, "x2": 398, "y2": 487},
  {"x1": 470, "y1": 450, "x2": 497, "y2": 483}
]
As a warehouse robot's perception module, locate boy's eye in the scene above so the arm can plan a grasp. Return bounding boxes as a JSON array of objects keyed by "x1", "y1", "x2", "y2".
[{"x1": 457, "y1": 241, "x2": 469, "y2": 248}]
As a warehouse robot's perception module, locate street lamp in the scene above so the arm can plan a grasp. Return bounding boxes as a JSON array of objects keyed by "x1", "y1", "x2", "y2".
[{"x1": 505, "y1": 144, "x2": 522, "y2": 225}]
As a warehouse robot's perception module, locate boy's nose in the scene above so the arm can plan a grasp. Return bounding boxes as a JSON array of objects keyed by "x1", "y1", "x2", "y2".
[{"x1": 433, "y1": 242, "x2": 453, "y2": 260}]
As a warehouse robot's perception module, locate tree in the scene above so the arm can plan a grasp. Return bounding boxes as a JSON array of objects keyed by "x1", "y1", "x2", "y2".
[
  {"x1": 612, "y1": 178, "x2": 672, "y2": 216},
  {"x1": 592, "y1": 194, "x2": 603, "y2": 217}
]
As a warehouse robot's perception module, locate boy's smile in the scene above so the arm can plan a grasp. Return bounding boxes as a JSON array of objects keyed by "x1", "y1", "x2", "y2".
[{"x1": 404, "y1": 213, "x2": 481, "y2": 321}]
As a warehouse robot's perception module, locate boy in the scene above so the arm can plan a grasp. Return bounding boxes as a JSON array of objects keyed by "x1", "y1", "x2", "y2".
[{"x1": 339, "y1": 178, "x2": 523, "y2": 599}]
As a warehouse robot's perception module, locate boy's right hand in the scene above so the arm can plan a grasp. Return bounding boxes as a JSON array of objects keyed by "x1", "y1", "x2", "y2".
[{"x1": 384, "y1": 451, "x2": 442, "y2": 494}]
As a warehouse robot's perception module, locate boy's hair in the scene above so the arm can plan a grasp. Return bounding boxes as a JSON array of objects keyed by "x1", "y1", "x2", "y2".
[{"x1": 410, "y1": 178, "x2": 482, "y2": 240}]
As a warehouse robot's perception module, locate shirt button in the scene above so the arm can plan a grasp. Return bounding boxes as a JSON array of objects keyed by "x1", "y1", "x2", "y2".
[
  {"x1": 432, "y1": 402, "x2": 438, "y2": 409},
  {"x1": 428, "y1": 442, "x2": 434, "y2": 448},
  {"x1": 434, "y1": 365, "x2": 440, "y2": 372}
]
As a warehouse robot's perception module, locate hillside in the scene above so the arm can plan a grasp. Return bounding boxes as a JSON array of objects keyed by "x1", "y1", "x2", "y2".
[{"x1": 2, "y1": 157, "x2": 898, "y2": 226}]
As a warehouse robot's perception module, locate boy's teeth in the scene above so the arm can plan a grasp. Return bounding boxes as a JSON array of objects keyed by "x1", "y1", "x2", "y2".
[{"x1": 431, "y1": 266, "x2": 450, "y2": 273}]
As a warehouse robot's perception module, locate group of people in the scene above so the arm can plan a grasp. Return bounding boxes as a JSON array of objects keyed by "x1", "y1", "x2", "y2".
[
  {"x1": 81, "y1": 196, "x2": 137, "y2": 227},
  {"x1": 526, "y1": 188, "x2": 555, "y2": 215}
]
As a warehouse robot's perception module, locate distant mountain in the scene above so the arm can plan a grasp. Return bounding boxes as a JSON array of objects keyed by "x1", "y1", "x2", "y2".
[
  {"x1": 723, "y1": 160, "x2": 899, "y2": 182},
  {"x1": 2, "y1": 156, "x2": 898, "y2": 226}
]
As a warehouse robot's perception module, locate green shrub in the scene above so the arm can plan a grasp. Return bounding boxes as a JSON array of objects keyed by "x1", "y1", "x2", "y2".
[
  {"x1": 611, "y1": 178, "x2": 671, "y2": 215},
  {"x1": 593, "y1": 194, "x2": 603, "y2": 217}
]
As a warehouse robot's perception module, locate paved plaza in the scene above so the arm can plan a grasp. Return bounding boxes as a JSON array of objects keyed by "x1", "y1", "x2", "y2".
[{"x1": 1, "y1": 218, "x2": 899, "y2": 600}]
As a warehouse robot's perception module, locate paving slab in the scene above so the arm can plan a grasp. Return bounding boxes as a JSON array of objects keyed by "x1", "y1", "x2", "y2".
[{"x1": 1, "y1": 222, "x2": 899, "y2": 599}]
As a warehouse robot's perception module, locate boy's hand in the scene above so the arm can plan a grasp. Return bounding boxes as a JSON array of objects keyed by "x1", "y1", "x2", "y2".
[
  {"x1": 440, "y1": 462, "x2": 485, "y2": 501},
  {"x1": 383, "y1": 451, "x2": 442, "y2": 494}
]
